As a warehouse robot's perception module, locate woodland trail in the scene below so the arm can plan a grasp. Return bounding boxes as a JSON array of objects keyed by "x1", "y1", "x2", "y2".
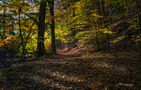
[{"x1": 0, "y1": 49, "x2": 141, "y2": 90}]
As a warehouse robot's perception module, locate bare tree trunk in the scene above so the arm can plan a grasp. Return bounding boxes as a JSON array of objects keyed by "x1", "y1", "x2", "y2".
[
  {"x1": 136, "y1": 0, "x2": 141, "y2": 53},
  {"x1": 36, "y1": 0, "x2": 47, "y2": 56},
  {"x1": 18, "y1": 7, "x2": 26, "y2": 62},
  {"x1": 48, "y1": 0, "x2": 57, "y2": 54},
  {"x1": 138, "y1": 8, "x2": 141, "y2": 54}
]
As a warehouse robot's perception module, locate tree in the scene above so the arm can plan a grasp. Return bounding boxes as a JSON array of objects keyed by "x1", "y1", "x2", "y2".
[
  {"x1": 135, "y1": 0, "x2": 141, "y2": 52},
  {"x1": 36, "y1": 0, "x2": 47, "y2": 56},
  {"x1": 48, "y1": 0, "x2": 57, "y2": 54}
]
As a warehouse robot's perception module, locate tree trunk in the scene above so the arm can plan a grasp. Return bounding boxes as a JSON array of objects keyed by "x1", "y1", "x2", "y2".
[
  {"x1": 48, "y1": 0, "x2": 57, "y2": 54},
  {"x1": 36, "y1": 0, "x2": 47, "y2": 56},
  {"x1": 136, "y1": 0, "x2": 141, "y2": 29},
  {"x1": 136, "y1": 0, "x2": 141, "y2": 53},
  {"x1": 138, "y1": 11, "x2": 141, "y2": 54},
  {"x1": 18, "y1": 7, "x2": 25, "y2": 62},
  {"x1": 2, "y1": 5, "x2": 6, "y2": 40},
  {"x1": 139, "y1": 15, "x2": 141, "y2": 33}
]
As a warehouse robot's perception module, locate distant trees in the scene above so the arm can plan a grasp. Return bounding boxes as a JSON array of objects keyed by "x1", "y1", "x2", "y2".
[
  {"x1": 55, "y1": 0, "x2": 140, "y2": 50},
  {"x1": 0, "y1": 0, "x2": 140, "y2": 61}
]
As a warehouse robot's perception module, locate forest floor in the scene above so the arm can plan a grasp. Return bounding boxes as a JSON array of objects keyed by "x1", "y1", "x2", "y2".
[{"x1": 0, "y1": 48, "x2": 141, "y2": 90}]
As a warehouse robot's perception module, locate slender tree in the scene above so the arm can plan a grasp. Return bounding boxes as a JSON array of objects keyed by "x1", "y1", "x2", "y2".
[
  {"x1": 48, "y1": 0, "x2": 57, "y2": 54},
  {"x1": 136, "y1": 0, "x2": 141, "y2": 52},
  {"x1": 136, "y1": 0, "x2": 141, "y2": 33}
]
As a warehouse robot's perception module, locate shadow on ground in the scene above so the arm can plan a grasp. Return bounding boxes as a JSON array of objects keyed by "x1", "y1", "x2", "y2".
[{"x1": 0, "y1": 56, "x2": 141, "y2": 90}]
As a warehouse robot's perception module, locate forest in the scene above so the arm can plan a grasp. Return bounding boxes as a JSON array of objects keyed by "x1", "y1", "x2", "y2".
[{"x1": 0, "y1": 0, "x2": 141, "y2": 90}]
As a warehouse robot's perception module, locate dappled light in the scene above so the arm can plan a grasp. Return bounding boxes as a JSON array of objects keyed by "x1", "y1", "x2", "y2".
[{"x1": 0, "y1": 0, "x2": 141, "y2": 90}]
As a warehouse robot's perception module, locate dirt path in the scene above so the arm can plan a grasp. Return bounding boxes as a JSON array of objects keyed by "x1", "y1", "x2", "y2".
[{"x1": 0, "y1": 50, "x2": 141, "y2": 90}]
